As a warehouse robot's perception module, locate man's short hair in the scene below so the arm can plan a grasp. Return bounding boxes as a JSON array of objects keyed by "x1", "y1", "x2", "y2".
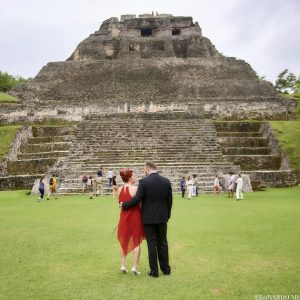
[{"x1": 145, "y1": 161, "x2": 157, "y2": 170}]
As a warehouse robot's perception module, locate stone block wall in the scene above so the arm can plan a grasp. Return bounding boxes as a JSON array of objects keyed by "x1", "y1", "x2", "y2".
[
  {"x1": 0, "y1": 175, "x2": 40, "y2": 190},
  {"x1": 0, "y1": 126, "x2": 32, "y2": 176},
  {"x1": 0, "y1": 97, "x2": 297, "y2": 127}
]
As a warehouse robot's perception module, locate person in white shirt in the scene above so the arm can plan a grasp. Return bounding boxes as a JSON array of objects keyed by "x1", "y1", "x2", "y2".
[
  {"x1": 235, "y1": 174, "x2": 244, "y2": 201},
  {"x1": 107, "y1": 169, "x2": 113, "y2": 190},
  {"x1": 227, "y1": 172, "x2": 236, "y2": 198},
  {"x1": 213, "y1": 175, "x2": 221, "y2": 195},
  {"x1": 192, "y1": 174, "x2": 198, "y2": 196},
  {"x1": 186, "y1": 176, "x2": 194, "y2": 200}
]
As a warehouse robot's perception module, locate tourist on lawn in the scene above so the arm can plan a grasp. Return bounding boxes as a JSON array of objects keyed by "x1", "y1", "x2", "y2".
[
  {"x1": 117, "y1": 169, "x2": 145, "y2": 275},
  {"x1": 179, "y1": 177, "x2": 186, "y2": 198},
  {"x1": 47, "y1": 174, "x2": 58, "y2": 200},
  {"x1": 107, "y1": 169, "x2": 113, "y2": 190},
  {"x1": 96, "y1": 167, "x2": 103, "y2": 196},
  {"x1": 87, "y1": 176, "x2": 94, "y2": 199},
  {"x1": 213, "y1": 175, "x2": 221, "y2": 195},
  {"x1": 192, "y1": 174, "x2": 198, "y2": 196},
  {"x1": 186, "y1": 176, "x2": 194, "y2": 199},
  {"x1": 37, "y1": 175, "x2": 46, "y2": 202},
  {"x1": 235, "y1": 174, "x2": 244, "y2": 201},
  {"x1": 227, "y1": 172, "x2": 236, "y2": 198},
  {"x1": 112, "y1": 175, "x2": 118, "y2": 199},
  {"x1": 82, "y1": 175, "x2": 88, "y2": 193},
  {"x1": 219, "y1": 176, "x2": 226, "y2": 191}
]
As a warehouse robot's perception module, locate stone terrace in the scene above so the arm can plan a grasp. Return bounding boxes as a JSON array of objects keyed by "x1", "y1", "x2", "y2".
[
  {"x1": 57, "y1": 113, "x2": 238, "y2": 194},
  {"x1": 215, "y1": 122, "x2": 297, "y2": 188},
  {"x1": 0, "y1": 126, "x2": 74, "y2": 190}
]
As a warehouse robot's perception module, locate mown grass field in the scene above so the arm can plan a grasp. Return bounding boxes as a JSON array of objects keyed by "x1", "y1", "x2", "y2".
[{"x1": 0, "y1": 188, "x2": 299, "y2": 300}]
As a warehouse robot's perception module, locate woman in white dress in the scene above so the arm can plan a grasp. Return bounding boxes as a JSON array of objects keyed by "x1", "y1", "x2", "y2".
[
  {"x1": 227, "y1": 173, "x2": 236, "y2": 198},
  {"x1": 235, "y1": 174, "x2": 244, "y2": 201},
  {"x1": 186, "y1": 176, "x2": 194, "y2": 200}
]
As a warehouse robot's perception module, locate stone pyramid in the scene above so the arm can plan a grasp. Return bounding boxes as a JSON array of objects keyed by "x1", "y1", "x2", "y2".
[{"x1": 12, "y1": 13, "x2": 295, "y2": 120}]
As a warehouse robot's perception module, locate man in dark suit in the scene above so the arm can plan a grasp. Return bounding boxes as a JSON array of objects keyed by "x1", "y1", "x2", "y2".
[{"x1": 121, "y1": 161, "x2": 173, "y2": 277}]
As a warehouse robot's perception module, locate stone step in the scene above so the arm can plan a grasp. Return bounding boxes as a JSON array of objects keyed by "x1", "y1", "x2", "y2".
[
  {"x1": 18, "y1": 151, "x2": 69, "y2": 160},
  {"x1": 219, "y1": 137, "x2": 268, "y2": 147},
  {"x1": 28, "y1": 136, "x2": 73, "y2": 144},
  {"x1": 7, "y1": 158, "x2": 58, "y2": 175},
  {"x1": 66, "y1": 157, "x2": 226, "y2": 164},
  {"x1": 78, "y1": 158, "x2": 227, "y2": 164},
  {"x1": 80, "y1": 157, "x2": 226, "y2": 162},
  {"x1": 73, "y1": 143, "x2": 219, "y2": 148},
  {"x1": 71, "y1": 143, "x2": 220, "y2": 148},
  {"x1": 21, "y1": 142, "x2": 71, "y2": 153},
  {"x1": 58, "y1": 185, "x2": 216, "y2": 194},
  {"x1": 91, "y1": 150, "x2": 222, "y2": 155},
  {"x1": 76, "y1": 126, "x2": 215, "y2": 131},
  {"x1": 214, "y1": 122, "x2": 262, "y2": 132},
  {"x1": 0, "y1": 174, "x2": 44, "y2": 190},
  {"x1": 221, "y1": 147, "x2": 271, "y2": 155},
  {"x1": 217, "y1": 131, "x2": 262, "y2": 137},
  {"x1": 32, "y1": 126, "x2": 75, "y2": 138},
  {"x1": 74, "y1": 136, "x2": 218, "y2": 141},
  {"x1": 224, "y1": 155, "x2": 281, "y2": 171}
]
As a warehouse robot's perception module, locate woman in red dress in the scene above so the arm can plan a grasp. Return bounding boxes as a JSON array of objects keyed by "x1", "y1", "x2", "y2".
[{"x1": 117, "y1": 169, "x2": 145, "y2": 275}]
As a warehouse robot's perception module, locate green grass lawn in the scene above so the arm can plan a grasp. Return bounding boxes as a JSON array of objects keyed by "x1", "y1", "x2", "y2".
[
  {"x1": 0, "y1": 188, "x2": 299, "y2": 300},
  {"x1": 0, "y1": 125, "x2": 21, "y2": 159},
  {"x1": 0, "y1": 92, "x2": 19, "y2": 103}
]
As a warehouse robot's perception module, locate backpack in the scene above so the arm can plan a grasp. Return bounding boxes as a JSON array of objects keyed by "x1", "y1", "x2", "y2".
[
  {"x1": 49, "y1": 178, "x2": 53, "y2": 185},
  {"x1": 82, "y1": 175, "x2": 88, "y2": 183}
]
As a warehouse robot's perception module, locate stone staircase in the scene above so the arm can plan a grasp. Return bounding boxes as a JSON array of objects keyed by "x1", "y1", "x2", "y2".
[
  {"x1": 215, "y1": 121, "x2": 297, "y2": 188},
  {"x1": 57, "y1": 113, "x2": 238, "y2": 194},
  {"x1": 1, "y1": 126, "x2": 75, "y2": 190}
]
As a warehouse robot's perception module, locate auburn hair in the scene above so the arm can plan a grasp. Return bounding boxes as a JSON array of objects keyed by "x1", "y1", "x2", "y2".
[{"x1": 120, "y1": 169, "x2": 133, "y2": 183}]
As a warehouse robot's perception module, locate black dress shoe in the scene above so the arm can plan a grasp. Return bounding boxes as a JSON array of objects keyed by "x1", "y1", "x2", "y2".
[{"x1": 148, "y1": 271, "x2": 159, "y2": 278}]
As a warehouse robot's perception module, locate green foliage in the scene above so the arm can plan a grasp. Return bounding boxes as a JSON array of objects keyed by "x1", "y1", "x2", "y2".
[
  {"x1": 0, "y1": 125, "x2": 21, "y2": 159},
  {"x1": 0, "y1": 189, "x2": 299, "y2": 299},
  {"x1": 275, "y1": 69, "x2": 300, "y2": 93},
  {"x1": 0, "y1": 92, "x2": 19, "y2": 103},
  {"x1": 0, "y1": 71, "x2": 31, "y2": 92}
]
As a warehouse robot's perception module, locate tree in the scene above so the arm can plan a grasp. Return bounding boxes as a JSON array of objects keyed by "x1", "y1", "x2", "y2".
[
  {"x1": 275, "y1": 69, "x2": 300, "y2": 94},
  {"x1": 0, "y1": 71, "x2": 31, "y2": 92}
]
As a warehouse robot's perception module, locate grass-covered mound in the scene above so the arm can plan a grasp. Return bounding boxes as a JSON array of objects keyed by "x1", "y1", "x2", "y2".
[
  {"x1": 271, "y1": 98, "x2": 300, "y2": 175},
  {"x1": 0, "y1": 189, "x2": 299, "y2": 299},
  {"x1": 0, "y1": 125, "x2": 21, "y2": 159},
  {"x1": 0, "y1": 92, "x2": 19, "y2": 103}
]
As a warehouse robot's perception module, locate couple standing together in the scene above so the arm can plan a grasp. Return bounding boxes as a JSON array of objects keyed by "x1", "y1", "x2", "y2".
[{"x1": 117, "y1": 161, "x2": 173, "y2": 278}]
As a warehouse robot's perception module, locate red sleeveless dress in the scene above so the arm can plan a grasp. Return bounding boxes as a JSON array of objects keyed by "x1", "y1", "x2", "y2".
[{"x1": 117, "y1": 186, "x2": 145, "y2": 255}]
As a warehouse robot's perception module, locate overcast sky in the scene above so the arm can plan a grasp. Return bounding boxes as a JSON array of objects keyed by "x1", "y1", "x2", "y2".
[{"x1": 1, "y1": 0, "x2": 299, "y2": 84}]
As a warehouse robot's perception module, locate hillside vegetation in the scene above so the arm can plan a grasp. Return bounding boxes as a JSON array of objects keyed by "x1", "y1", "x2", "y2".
[{"x1": 270, "y1": 96, "x2": 300, "y2": 175}]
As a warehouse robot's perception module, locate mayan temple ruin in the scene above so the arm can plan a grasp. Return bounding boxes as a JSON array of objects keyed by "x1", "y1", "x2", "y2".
[{"x1": 0, "y1": 13, "x2": 297, "y2": 192}]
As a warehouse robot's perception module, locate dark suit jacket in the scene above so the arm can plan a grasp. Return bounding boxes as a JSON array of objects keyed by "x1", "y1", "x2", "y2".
[{"x1": 122, "y1": 172, "x2": 173, "y2": 224}]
